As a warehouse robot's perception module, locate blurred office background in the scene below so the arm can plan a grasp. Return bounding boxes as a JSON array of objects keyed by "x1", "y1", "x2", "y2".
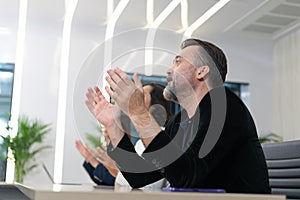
[{"x1": 0, "y1": 0, "x2": 300, "y2": 186}]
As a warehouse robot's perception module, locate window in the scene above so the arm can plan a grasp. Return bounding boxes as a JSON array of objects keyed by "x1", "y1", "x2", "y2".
[
  {"x1": 127, "y1": 73, "x2": 250, "y2": 113},
  {"x1": 224, "y1": 81, "x2": 249, "y2": 107},
  {"x1": 0, "y1": 63, "x2": 15, "y2": 181},
  {"x1": 127, "y1": 73, "x2": 181, "y2": 114}
]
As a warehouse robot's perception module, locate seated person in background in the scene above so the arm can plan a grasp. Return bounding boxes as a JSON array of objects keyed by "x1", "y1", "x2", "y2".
[
  {"x1": 77, "y1": 83, "x2": 173, "y2": 189},
  {"x1": 86, "y1": 38, "x2": 271, "y2": 193},
  {"x1": 75, "y1": 139, "x2": 115, "y2": 186}
]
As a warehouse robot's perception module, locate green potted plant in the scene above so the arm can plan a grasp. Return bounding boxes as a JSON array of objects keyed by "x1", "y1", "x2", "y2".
[
  {"x1": 259, "y1": 132, "x2": 283, "y2": 143},
  {"x1": 0, "y1": 115, "x2": 51, "y2": 183},
  {"x1": 85, "y1": 125, "x2": 107, "y2": 149}
]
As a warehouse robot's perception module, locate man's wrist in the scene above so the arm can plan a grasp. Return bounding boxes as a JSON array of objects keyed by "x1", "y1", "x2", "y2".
[
  {"x1": 106, "y1": 124, "x2": 125, "y2": 148},
  {"x1": 88, "y1": 157, "x2": 99, "y2": 168},
  {"x1": 130, "y1": 109, "x2": 151, "y2": 126},
  {"x1": 130, "y1": 110, "x2": 162, "y2": 147}
]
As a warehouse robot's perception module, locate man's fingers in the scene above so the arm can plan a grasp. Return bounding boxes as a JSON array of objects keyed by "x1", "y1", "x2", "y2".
[
  {"x1": 105, "y1": 76, "x2": 118, "y2": 92},
  {"x1": 75, "y1": 140, "x2": 82, "y2": 146},
  {"x1": 95, "y1": 156, "x2": 104, "y2": 163},
  {"x1": 94, "y1": 96, "x2": 101, "y2": 104},
  {"x1": 133, "y1": 72, "x2": 143, "y2": 91},
  {"x1": 86, "y1": 87, "x2": 110, "y2": 117},
  {"x1": 85, "y1": 100, "x2": 95, "y2": 115},
  {"x1": 94, "y1": 86, "x2": 104, "y2": 102},
  {"x1": 86, "y1": 87, "x2": 96, "y2": 104},
  {"x1": 94, "y1": 86, "x2": 101, "y2": 94},
  {"x1": 97, "y1": 145, "x2": 106, "y2": 153},
  {"x1": 107, "y1": 69, "x2": 123, "y2": 87},
  {"x1": 115, "y1": 68, "x2": 132, "y2": 85},
  {"x1": 105, "y1": 86, "x2": 116, "y2": 101}
]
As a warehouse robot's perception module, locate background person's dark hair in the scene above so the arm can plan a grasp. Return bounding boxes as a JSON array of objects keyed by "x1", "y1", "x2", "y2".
[
  {"x1": 146, "y1": 83, "x2": 173, "y2": 126},
  {"x1": 181, "y1": 38, "x2": 227, "y2": 82},
  {"x1": 121, "y1": 83, "x2": 173, "y2": 134}
]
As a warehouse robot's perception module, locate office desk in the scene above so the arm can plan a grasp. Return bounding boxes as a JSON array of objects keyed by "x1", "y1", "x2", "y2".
[{"x1": 1, "y1": 183, "x2": 286, "y2": 200}]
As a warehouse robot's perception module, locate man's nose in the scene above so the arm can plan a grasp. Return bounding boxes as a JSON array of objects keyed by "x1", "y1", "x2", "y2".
[{"x1": 167, "y1": 66, "x2": 174, "y2": 74}]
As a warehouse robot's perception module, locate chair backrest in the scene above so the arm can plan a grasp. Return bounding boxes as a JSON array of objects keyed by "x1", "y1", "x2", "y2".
[{"x1": 262, "y1": 140, "x2": 300, "y2": 200}]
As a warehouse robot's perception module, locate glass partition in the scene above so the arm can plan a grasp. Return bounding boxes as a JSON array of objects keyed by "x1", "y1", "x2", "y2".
[{"x1": 0, "y1": 63, "x2": 15, "y2": 181}]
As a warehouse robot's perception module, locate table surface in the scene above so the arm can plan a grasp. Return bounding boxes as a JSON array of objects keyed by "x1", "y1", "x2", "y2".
[{"x1": 1, "y1": 182, "x2": 286, "y2": 200}]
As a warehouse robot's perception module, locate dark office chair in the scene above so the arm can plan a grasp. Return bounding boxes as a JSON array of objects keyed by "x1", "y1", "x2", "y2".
[{"x1": 262, "y1": 140, "x2": 300, "y2": 200}]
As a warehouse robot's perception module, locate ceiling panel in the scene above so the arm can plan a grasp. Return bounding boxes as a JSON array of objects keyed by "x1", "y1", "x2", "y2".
[
  {"x1": 270, "y1": 4, "x2": 300, "y2": 17},
  {"x1": 1, "y1": 0, "x2": 300, "y2": 39},
  {"x1": 153, "y1": 0, "x2": 173, "y2": 20},
  {"x1": 225, "y1": 0, "x2": 300, "y2": 38},
  {"x1": 27, "y1": 0, "x2": 65, "y2": 25},
  {"x1": 256, "y1": 14, "x2": 297, "y2": 26},
  {"x1": 115, "y1": 0, "x2": 147, "y2": 31},
  {"x1": 194, "y1": 0, "x2": 267, "y2": 37},
  {"x1": 73, "y1": 0, "x2": 107, "y2": 28},
  {"x1": 187, "y1": 0, "x2": 219, "y2": 26},
  {"x1": 0, "y1": 0, "x2": 19, "y2": 26},
  {"x1": 286, "y1": 0, "x2": 300, "y2": 4},
  {"x1": 159, "y1": 5, "x2": 182, "y2": 31},
  {"x1": 243, "y1": 24, "x2": 281, "y2": 34}
]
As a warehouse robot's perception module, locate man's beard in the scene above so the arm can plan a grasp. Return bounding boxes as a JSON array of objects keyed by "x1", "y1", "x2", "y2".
[{"x1": 163, "y1": 82, "x2": 178, "y2": 103}]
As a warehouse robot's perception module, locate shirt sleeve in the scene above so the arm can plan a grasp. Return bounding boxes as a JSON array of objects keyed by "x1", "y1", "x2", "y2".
[
  {"x1": 82, "y1": 161, "x2": 103, "y2": 185},
  {"x1": 93, "y1": 163, "x2": 115, "y2": 186},
  {"x1": 108, "y1": 134, "x2": 163, "y2": 188},
  {"x1": 83, "y1": 161, "x2": 115, "y2": 185}
]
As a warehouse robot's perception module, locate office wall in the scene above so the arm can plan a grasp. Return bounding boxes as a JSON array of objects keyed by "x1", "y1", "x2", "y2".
[
  {"x1": 209, "y1": 34, "x2": 274, "y2": 137},
  {"x1": 273, "y1": 29, "x2": 300, "y2": 141},
  {"x1": 0, "y1": 0, "x2": 18, "y2": 63},
  {"x1": 0, "y1": 11, "x2": 273, "y2": 186}
]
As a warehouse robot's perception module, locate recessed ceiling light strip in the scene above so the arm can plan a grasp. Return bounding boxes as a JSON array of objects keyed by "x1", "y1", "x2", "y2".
[
  {"x1": 147, "y1": 0, "x2": 154, "y2": 25},
  {"x1": 145, "y1": 0, "x2": 181, "y2": 76},
  {"x1": 102, "y1": 0, "x2": 130, "y2": 100},
  {"x1": 184, "y1": 0, "x2": 231, "y2": 38},
  {"x1": 180, "y1": 0, "x2": 188, "y2": 31},
  {"x1": 54, "y1": 0, "x2": 78, "y2": 185},
  {"x1": 6, "y1": 0, "x2": 28, "y2": 184},
  {"x1": 107, "y1": 0, "x2": 114, "y2": 21}
]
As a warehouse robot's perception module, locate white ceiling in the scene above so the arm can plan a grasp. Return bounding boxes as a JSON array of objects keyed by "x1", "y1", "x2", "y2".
[{"x1": 1, "y1": 0, "x2": 300, "y2": 39}]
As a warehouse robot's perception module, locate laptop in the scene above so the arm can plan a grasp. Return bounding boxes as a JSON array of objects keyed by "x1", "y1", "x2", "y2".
[{"x1": 42, "y1": 162, "x2": 82, "y2": 185}]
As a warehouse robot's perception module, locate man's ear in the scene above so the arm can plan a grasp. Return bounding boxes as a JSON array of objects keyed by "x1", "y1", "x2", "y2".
[{"x1": 196, "y1": 65, "x2": 209, "y2": 80}]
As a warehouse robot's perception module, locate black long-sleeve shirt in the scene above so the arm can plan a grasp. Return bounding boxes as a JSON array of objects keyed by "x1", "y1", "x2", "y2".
[{"x1": 108, "y1": 86, "x2": 271, "y2": 194}]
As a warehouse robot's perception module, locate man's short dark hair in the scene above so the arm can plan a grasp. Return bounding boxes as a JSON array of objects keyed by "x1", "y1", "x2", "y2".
[{"x1": 181, "y1": 38, "x2": 227, "y2": 82}]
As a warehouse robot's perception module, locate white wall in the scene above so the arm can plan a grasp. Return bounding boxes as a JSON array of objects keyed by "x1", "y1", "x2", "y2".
[
  {"x1": 14, "y1": 4, "x2": 64, "y2": 186},
  {"x1": 206, "y1": 34, "x2": 274, "y2": 137},
  {"x1": 273, "y1": 29, "x2": 300, "y2": 141},
  {"x1": 0, "y1": 0, "x2": 18, "y2": 63},
  {"x1": 0, "y1": 4, "x2": 274, "y2": 186}
]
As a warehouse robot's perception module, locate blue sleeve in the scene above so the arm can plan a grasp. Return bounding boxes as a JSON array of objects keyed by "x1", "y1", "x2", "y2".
[
  {"x1": 83, "y1": 161, "x2": 105, "y2": 185},
  {"x1": 93, "y1": 163, "x2": 115, "y2": 186},
  {"x1": 83, "y1": 161, "x2": 95, "y2": 178}
]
